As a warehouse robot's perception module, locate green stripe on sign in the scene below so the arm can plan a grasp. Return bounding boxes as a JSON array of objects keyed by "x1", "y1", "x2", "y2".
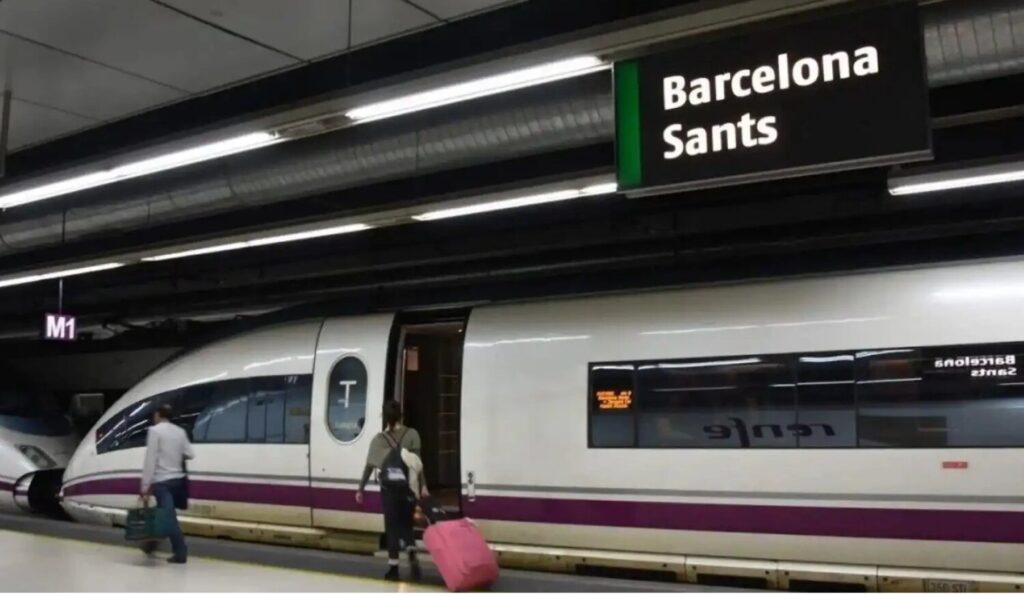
[{"x1": 615, "y1": 60, "x2": 643, "y2": 189}]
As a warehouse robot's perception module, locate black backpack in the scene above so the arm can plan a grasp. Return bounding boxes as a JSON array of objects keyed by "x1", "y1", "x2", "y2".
[{"x1": 378, "y1": 430, "x2": 409, "y2": 491}]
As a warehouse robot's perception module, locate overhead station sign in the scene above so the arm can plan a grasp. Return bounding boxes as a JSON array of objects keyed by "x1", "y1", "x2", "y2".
[
  {"x1": 43, "y1": 313, "x2": 76, "y2": 341},
  {"x1": 615, "y1": 1, "x2": 932, "y2": 195}
]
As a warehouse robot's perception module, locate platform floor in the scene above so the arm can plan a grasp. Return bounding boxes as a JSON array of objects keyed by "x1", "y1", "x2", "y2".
[
  {"x1": 0, "y1": 513, "x2": 730, "y2": 592},
  {"x1": 0, "y1": 529, "x2": 435, "y2": 592}
]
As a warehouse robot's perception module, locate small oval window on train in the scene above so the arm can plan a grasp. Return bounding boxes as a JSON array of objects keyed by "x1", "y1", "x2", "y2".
[{"x1": 327, "y1": 357, "x2": 368, "y2": 443}]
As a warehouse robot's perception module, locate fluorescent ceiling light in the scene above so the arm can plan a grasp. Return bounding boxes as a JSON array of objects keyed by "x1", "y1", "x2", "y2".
[
  {"x1": 889, "y1": 160, "x2": 1024, "y2": 196},
  {"x1": 346, "y1": 56, "x2": 607, "y2": 122},
  {"x1": 0, "y1": 262, "x2": 125, "y2": 289},
  {"x1": 142, "y1": 223, "x2": 371, "y2": 262},
  {"x1": 142, "y1": 242, "x2": 250, "y2": 262},
  {"x1": 413, "y1": 182, "x2": 618, "y2": 221},
  {"x1": 246, "y1": 223, "x2": 371, "y2": 247},
  {"x1": 0, "y1": 132, "x2": 281, "y2": 209}
]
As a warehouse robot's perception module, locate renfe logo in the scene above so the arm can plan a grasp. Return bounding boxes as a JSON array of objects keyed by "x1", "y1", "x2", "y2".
[{"x1": 44, "y1": 313, "x2": 76, "y2": 341}]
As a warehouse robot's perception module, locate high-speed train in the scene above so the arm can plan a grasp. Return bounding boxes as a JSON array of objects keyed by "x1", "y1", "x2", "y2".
[
  {"x1": 61, "y1": 257, "x2": 1024, "y2": 588},
  {"x1": 0, "y1": 366, "x2": 78, "y2": 515}
]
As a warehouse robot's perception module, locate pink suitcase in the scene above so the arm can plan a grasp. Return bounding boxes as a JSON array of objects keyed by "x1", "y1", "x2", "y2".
[{"x1": 424, "y1": 518, "x2": 499, "y2": 591}]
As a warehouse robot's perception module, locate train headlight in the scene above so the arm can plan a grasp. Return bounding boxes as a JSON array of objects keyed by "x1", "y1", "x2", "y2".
[{"x1": 16, "y1": 445, "x2": 57, "y2": 469}]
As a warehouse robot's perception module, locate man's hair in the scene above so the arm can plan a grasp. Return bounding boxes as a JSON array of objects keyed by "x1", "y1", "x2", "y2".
[{"x1": 155, "y1": 404, "x2": 174, "y2": 420}]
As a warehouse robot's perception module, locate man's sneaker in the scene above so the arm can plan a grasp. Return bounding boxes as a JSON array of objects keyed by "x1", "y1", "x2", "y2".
[{"x1": 384, "y1": 566, "x2": 399, "y2": 581}]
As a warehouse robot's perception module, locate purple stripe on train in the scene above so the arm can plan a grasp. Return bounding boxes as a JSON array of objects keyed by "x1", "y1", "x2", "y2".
[
  {"x1": 63, "y1": 477, "x2": 383, "y2": 513},
  {"x1": 62, "y1": 477, "x2": 1024, "y2": 544},
  {"x1": 0, "y1": 480, "x2": 13, "y2": 492},
  {"x1": 466, "y1": 495, "x2": 1024, "y2": 544}
]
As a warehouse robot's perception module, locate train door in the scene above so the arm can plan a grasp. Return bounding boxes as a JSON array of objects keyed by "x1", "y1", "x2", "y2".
[
  {"x1": 391, "y1": 316, "x2": 466, "y2": 513},
  {"x1": 309, "y1": 314, "x2": 395, "y2": 534}
]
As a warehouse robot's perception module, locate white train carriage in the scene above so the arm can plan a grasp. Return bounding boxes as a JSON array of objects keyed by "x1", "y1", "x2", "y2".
[
  {"x1": 0, "y1": 367, "x2": 78, "y2": 515},
  {"x1": 61, "y1": 258, "x2": 1024, "y2": 587}
]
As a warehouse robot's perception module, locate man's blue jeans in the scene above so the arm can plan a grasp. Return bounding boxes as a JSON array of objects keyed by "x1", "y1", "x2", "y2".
[{"x1": 152, "y1": 479, "x2": 187, "y2": 560}]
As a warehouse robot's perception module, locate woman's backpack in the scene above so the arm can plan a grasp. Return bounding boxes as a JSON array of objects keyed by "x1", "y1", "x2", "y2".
[{"x1": 378, "y1": 429, "x2": 410, "y2": 491}]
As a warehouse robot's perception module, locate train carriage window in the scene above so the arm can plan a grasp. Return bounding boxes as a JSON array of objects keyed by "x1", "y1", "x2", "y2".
[
  {"x1": 858, "y1": 345, "x2": 1024, "y2": 448},
  {"x1": 589, "y1": 365, "x2": 636, "y2": 447},
  {"x1": 589, "y1": 341, "x2": 1024, "y2": 450},
  {"x1": 193, "y1": 379, "x2": 251, "y2": 443},
  {"x1": 176, "y1": 385, "x2": 213, "y2": 440},
  {"x1": 95, "y1": 411, "x2": 127, "y2": 454},
  {"x1": 284, "y1": 375, "x2": 312, "y2": 444},
  {"x1": 636, "y1": 356, "x2": 796, "y2": 448},
  {"x1": 251, "y1": 376, "x2": 297, "y2": 444},
  {"x1": 95, "y1": 374, "x2": 314, "y2": 454},
  {"x1": 795, "y1": 354, "x2": 856, "y2": 447},
  {"x1": 119, "y1": 391, "x2": 181, "y2": 450},
  {"x1": 327, "y1": 357, "x2": 368, "y2": 443},
  {"x1": 855, "y1": 348, "x2": 937, "y2": 447},
  {"x1": 247, "y1": 391, "x2": 268, "y2": 443}
]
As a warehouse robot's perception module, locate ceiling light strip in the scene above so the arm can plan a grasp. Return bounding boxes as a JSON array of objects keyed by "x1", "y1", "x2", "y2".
[
  {"x1": 413, "y1": 182, "x2": 618, "y2": 221},
  {"x1": 889, "y1": 161, "x2": 1024, "y2": 196},
  {"x1": 0, "y1": 132, "x2": 281, "y2": 209},
  {"x1": 141, "y1": 223, "x2": 372, "y2": 262},
  {"x1": 0, "y1": 262, "x2": 125, "y2": 289},
  {"x1": 345, "y1": 56, "x2": 608, "y2": 123},
  {"x1": 0, "y1": 57, "x2": 606, "y2": 210}
]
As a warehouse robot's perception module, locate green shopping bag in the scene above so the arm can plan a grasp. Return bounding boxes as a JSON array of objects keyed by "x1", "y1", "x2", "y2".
[{"x1": 124, "y1": 497, "x2": 173, "y2": 542}]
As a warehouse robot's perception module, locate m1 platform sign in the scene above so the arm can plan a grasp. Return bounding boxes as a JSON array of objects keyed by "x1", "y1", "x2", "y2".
[
  {"x1": 615, "y1": 1, "x2": 931, "y2": 195},
  {"x1": 43, "y1": 313, "x2": 76, "y2": 341}
]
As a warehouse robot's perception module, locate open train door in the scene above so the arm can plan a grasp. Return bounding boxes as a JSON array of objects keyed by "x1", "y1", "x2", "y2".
[{"x1": 387, "y1": 311, "x2": 468, "y2": 515}]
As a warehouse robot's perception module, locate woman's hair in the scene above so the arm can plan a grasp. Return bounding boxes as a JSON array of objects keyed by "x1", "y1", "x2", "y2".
[{"x1": 382, "y1": 400, "x2": 403, "y2": 430}]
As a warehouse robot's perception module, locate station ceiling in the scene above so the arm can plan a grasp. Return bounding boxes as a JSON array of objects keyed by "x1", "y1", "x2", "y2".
[{"x1": 0, "y1": 0, "x2": 519, "y2": 151}]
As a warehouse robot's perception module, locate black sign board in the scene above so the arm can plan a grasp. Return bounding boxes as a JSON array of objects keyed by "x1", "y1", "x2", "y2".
[{"x1": 616, "y1": 1, "x2": 931, "y2": 194}]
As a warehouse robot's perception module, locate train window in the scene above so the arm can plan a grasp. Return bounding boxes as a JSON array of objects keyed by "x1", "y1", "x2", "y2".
[
  {"x1": 120, "y1": 391, "x2": 181, "y2": 450},
  {"x1": 265, "y1": 391, "x2": 285, "y2": 443},
  {"x1": 858, "y1": 345, "x2": 1024, "y2": 447},
  {"x1": 193, "y1": 379, "x2": 251, "y2": 443},
  {"x1": 284, "y1": 375, "x2": 312, "y2": 444},
  {"x1": 176, "y1": 385, "x2": 212, "y2": 440},
  {"x1": 95, "y1": 411, "x2": 127, "y2": 454},
  {"x1": 95, "y1": 374, "x2": 314, "y2": 454},
  {"x1": 327, "y1": 357, "x2": 368, "y2": 443},
  {"x1": 589, "y1": 365, "x2": 636, "y2": 447},
  {"x1": 247, "y1": 392, "x2": 268, "y2": 443},
  {"x1": 94, "y1": 390, "x2": 180, "y2": 453},
  {"x1": 855, "y1": 349, "x2": 936, "y2": 447},
  {"x1": 636, "y1": 356, "x2": 796, "y2": 448},
  {"x1": 795, "y1": 354, "x2": 856, "y2": 447},
  {"x1": 590, "y1": 342, "x2": 1024, "y2": 450},
  {"x1": 251, "y1": 378, "x2": 285, "y2": 443}
]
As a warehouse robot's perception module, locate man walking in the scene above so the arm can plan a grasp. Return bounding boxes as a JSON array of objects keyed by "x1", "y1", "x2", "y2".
[{"x1": 140, "y1": 404, "x2": 194, "y2": 564}]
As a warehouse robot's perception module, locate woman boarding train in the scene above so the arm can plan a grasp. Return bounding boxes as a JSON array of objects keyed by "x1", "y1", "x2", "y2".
[{"x1": 356, "y1": 400, "x2": 426, "y2": 581}]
